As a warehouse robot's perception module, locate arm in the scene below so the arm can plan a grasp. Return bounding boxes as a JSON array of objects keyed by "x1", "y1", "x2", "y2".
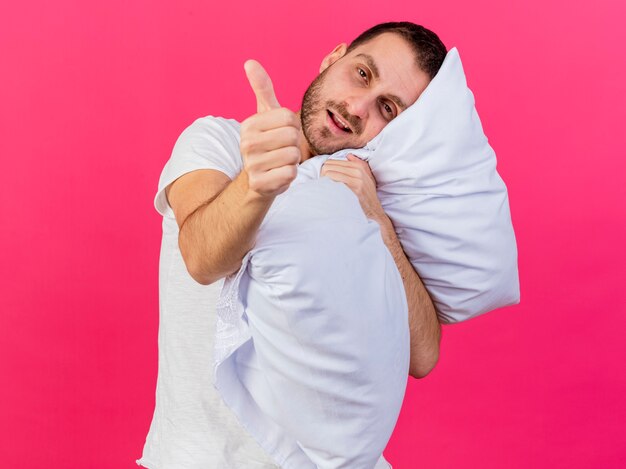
[
  {"x1": 167, "y1": 169, "x2": 277, "y2": 285},
  {"x1": 321, "y1": 154, "x2": 441, "y2": 379},
  {"x1": 376, "y1": 215, "x2": 441, "y2": 379},
  {"x1": 167, "y1": 60, "x2": 301, "y2": 285}
]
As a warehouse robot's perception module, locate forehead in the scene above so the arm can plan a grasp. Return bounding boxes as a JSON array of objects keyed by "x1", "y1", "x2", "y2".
[
  {"x1": 344, "y1": 32, "x2": 427, "y2": 108},
  {"x1": 349, "y1": 32, "x2": 417, "y2": 63}
]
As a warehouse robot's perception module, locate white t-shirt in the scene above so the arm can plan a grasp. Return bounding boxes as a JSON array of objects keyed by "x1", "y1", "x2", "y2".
[
  {"x1": 136, "y1": 115, "x2": 393, "y2": 469},
  {"x1": 136, "y1": 116, "x2": 280, "y2": 469}
]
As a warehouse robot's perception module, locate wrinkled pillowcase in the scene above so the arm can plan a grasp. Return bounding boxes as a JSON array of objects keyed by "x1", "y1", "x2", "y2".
[{"x1": 214, "y1": 169, "x2": 411, "y2": 468}]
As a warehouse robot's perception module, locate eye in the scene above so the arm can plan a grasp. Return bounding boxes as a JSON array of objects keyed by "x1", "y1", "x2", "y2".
[
  {"x1": 357, "y1": 67, "x2": 368, "y2": 83},
  {"x1": 381, "y1": 101, "x2": 395, "y2": 120}
]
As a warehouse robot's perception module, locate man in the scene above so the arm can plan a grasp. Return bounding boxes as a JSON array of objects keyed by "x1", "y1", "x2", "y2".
[{"x1": 137, "y1": 22, "x2": 447, "y2": 469}]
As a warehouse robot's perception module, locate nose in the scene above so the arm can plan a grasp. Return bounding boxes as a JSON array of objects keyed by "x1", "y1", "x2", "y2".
[{"x1": 343, "y1": 91, "x2": 372, "y2": 121}]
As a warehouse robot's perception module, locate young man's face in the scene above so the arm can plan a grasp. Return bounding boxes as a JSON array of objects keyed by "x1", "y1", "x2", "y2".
[{"x1": 300, "y1": 32, "x2": 431, "y2": 156}]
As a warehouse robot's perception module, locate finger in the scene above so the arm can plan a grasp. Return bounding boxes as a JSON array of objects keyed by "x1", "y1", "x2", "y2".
[
  {"x1": 242, "y1": 107, "x2": 301, "y2": 132},
  {"x1": 346, "y1": 154, "x2": 367, "y2": 164},
  {"x1": 246, "y1": 147, "x2": 301, "y2": 173},
  {"x1": 253, "y1": 164, "x2": 298, "y2": 192},
  {"x1": 322, "y1": 161, "x2": 362, "y2": 178},
  {"x1": 342, "y1": 155, "x2": 376, "y2": 180},
  {"x1": 248, "y1": 126, "x2": 301, "y2": 152},
  {"x1": 321, "y1": 168, "x2": 356, "y2": 187},
  {"x1": 244, "y1": 59, "x2": 281, "y2": 113},
  {"x1": 323, "y1": 160, "x2": 358, "y2": 167},
  {"x1": 346, "y1": 153, "x2": 369, "y2": 168}
]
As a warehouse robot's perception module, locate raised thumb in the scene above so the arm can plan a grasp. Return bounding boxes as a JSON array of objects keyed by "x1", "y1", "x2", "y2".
[{"x1": 244, "y1": 59, "x2": 281, "y2": 113}]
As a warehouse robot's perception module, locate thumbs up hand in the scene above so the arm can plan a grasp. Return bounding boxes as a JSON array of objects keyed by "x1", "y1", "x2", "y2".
[{"x1": 240, "y1": 60, "x2": 302, "y2": 199}]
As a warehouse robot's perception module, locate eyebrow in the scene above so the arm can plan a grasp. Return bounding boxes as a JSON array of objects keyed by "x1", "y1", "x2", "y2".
[{"x1": 355, "y1": 53, "x2": 408, "y2": 111}]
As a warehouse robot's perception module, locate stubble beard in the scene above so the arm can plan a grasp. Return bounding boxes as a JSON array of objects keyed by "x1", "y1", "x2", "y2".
[{"x1": 300, "y1": 70, "x2": 359, "y2": 156}]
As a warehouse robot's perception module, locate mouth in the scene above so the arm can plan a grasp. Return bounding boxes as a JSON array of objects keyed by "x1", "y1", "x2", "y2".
[{"x1": 327, "y1": 109, "x2": 352, "y2": 134}]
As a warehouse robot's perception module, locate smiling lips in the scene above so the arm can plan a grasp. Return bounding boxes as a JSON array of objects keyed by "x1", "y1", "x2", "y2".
[{"x1": 327, "y1": 110, "x2": 352, "y2": 133}]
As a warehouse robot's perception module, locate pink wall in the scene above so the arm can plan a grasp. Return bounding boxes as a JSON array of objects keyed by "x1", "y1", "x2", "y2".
[{"x1": 1, "y1": 0, "x2": 624, "y2": 467}]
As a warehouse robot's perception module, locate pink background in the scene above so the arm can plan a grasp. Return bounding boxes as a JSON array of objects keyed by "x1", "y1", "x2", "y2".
[{"x1": 1, "y1": 0, "x2": 625, "y2": 468}]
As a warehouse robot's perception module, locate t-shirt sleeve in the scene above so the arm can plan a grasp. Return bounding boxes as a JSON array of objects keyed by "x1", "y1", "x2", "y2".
[{"x1": 154, "y1": 115, "x2": 243, "y2": 218}]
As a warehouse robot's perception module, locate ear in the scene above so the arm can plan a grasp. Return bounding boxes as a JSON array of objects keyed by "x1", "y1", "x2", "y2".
[{"x1": 319, "y1": 43, "x2": 348, "y2": 73}]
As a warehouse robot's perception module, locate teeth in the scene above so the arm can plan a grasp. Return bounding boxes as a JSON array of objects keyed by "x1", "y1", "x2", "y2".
[{"x1": 333, "y1": 113, "x2": 349, "y2": 131}]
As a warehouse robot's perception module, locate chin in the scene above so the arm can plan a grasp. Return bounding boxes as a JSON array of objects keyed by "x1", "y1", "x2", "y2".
[
  {"x1": 318, "y1": 133, "x2": 356, "y2": 155},
  {"x1": 313, "y1": 141, "x2": 345, "y2": 156}
]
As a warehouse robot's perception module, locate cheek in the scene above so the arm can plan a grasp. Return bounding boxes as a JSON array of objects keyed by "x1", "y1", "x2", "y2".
[{"x1": 363, "y1": 119, "x2": 386, "y2": 141}]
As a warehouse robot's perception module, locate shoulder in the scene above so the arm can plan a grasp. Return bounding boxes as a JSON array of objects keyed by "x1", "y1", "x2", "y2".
[
  {"x1": 183, "y1": 115, "x2": 242, "y2": 141},
  {"x1": 154, "y1": 116, "x2": 244, "y2": 217},
  {"x1": 195, "y1": 115, "x2": 241, "y2": 130},
  {"x1": 169, "y1": 115, "x2": 244, "y2": 165},
  {"x1": 171, "y1": 115, "x2": 243, "y2": 159}
]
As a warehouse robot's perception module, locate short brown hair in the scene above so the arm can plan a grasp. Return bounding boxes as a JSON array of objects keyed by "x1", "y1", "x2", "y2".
[{"x1": 346, "y1": 21, "x2": 447, "y2": 80}]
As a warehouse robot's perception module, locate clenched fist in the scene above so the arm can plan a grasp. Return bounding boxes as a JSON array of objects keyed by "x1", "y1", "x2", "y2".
[{"x1": 240, "y1": 60, "x2": 302, "y2": 199}]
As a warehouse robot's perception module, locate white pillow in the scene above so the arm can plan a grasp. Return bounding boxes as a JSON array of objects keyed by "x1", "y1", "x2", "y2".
[
  {"x1": 318, "y1": 46, "x2": 520, "y2": 323},
  {"x1": 212, "y1": 46, "x2": 520, "y2": 468},
  {"x1": 214, "y1": 169, "x2": 411, "y2": 468}
]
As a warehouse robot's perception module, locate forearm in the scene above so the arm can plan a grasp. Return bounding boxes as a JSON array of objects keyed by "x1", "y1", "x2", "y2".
[
  {"x1": 377, "y1": 216, "x2": 441, "y2": 378},
  {"x1": 179, "y1": 170, "x2": 275, "y2": 284}
]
